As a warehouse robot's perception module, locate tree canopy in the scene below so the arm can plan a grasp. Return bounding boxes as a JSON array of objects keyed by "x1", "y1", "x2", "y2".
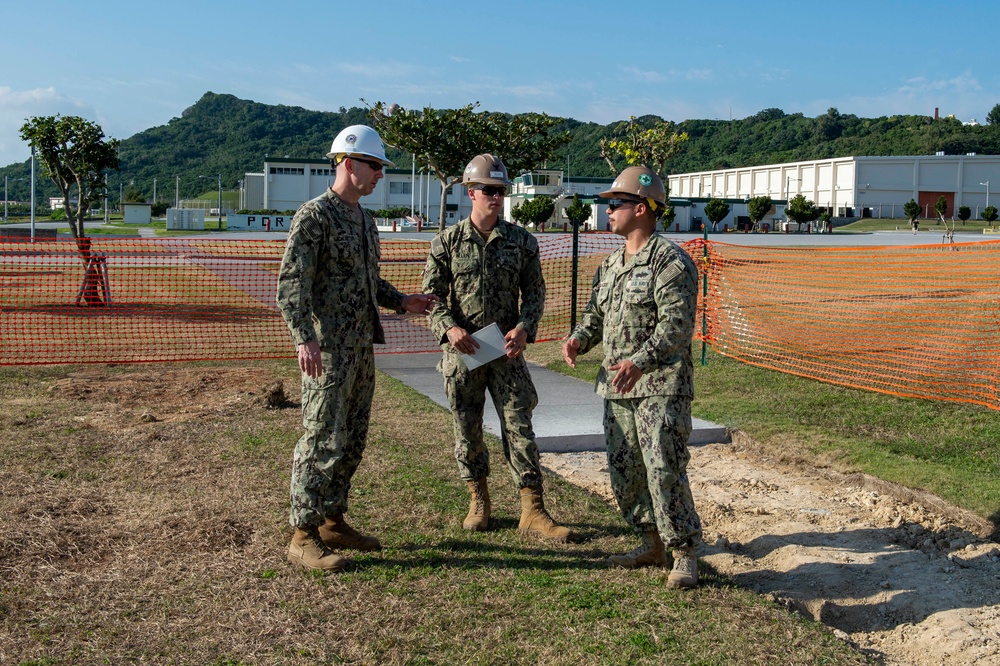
[
  {"x1": 19, "y1": 115, "x2": 120, "y2": 243},
  {"x1": 367, "y1": 101, "x2": 570, "y2": 231},
  {"x1": 747, "y1": 196, "x2": 773, "y2": 231},
  {"x1": 785, "y1": 194, "x2": 820, "y2": 232},
  {"x1": 904, "y1": 199, "x2": 921, "y2": 222},
  {"x1": 704, "y1": 198, "x2": 730, "y2": 232},
  {"x1": 987, "y1": 103, "x2": 1000, "y2": 126},
  {"x1": 934, "y1": 195, "x2": 948, "y2": 223},
  {"x1": 510, "y1": 197, "x2": 555, "y2": 228},
  {"x1": 564, "y1": 194, "x2": 592, "y2": 227},
  {"x1": 599, "y1": 115, "x2": 689, "y2": 179}
]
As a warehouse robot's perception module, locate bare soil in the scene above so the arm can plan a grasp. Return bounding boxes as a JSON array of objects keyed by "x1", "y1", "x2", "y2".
[{"x1": 542, "y1": 434, "x2": 1000, "y2": 666}]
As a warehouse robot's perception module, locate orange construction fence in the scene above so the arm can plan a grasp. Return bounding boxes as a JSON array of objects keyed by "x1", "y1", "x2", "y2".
[{"x1": 3, "y1": 234, "x2": 1000, "y2": 410}]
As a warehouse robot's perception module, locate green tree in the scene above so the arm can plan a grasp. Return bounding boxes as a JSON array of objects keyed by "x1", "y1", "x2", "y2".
[
  {"x1": 661, "y1": 203, "x2": 676, "y2": 229},
  {"x1": 786, "y1": 194, "x2": 820, "y2": 232},
  {"x1": 987, "y1": 103, "x2": 1000, "y2": 126},
  {"x1": 599, "y1": 115, "x2": 689, "y2": 178},
  {"x1": 957, "y1": 205, "x2": 971, "y2": 225},
  {"x1": 19, "y1": 115, "x2": 120, "y2": 247},
  {"x1": 983, "y1": 205, "x2": 999, "y2": 224},
  {"x1": 815, "y1": 107, "x2": 844, "y2": 141},
  {"x1": 367, "y1": 101, "x2": 570, "y2": 232},
  {"x1": 564, "y1": 194, "x2": 592, "y2": 228},
  {"x1": 904, "y1": 199, "x2": 921, "y2": 225},
  {"x1": 934, "y1": 195, "x2": 948, "y2": 224},
  {"x1": 510, "y1": 197, "x2": 555, "y2": 228},
  {"x1": 704, "y1": 198, "x2": 730, "y2": 232},
  {"x1": 747, "y1": 195, "x2": 773, "y2": 232},
  {"x1": 124, "y1": 185, "x2": 146, "y2": 203}
]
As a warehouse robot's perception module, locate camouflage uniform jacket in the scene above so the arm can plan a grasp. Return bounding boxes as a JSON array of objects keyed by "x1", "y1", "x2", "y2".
[
  {"x1": 568, "y1": 234, "x2": 697, "y2": 399},
  {"x1": 423, "y1": 217, "x2": 545, "y2": 346},
  {"x1": 277, "y1": 188, "x2": 405, "y2": 348}
]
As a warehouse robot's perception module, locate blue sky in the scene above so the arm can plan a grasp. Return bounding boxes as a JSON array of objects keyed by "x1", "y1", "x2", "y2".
[{"x1": 1, "y1": 0, "x2": 997, "y2": 168}]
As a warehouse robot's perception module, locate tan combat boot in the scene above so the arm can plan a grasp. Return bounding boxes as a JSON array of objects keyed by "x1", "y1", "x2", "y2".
[
  {"x1": 666, "y1": 546, "x2": 699, "y2": 589},
  {"x1": 319, "y1": 514, "x2": 382, "y2": 552},
  {"x1": 518, "y1": 486, "x2": 573, "y2": 543},
  {"x1": 463, "y1": 478, "x2": 490, "y2": 531},
  {"x1": 607, "y1": 531, "x2": 667, "y2": 568},
  {"x1": 287, "y1": 526, "x2": 348, "y2": 572}
]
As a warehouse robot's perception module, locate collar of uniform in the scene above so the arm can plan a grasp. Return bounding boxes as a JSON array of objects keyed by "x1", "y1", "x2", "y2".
[
  {"x1": 626, "y1": 234, "x2": 662, "y2": 267},
  {"x1": 607, "y1": 234, "x2": 661, "y2": 278},
  {"x1": 325, "y1": 189, "x2": 366, "y2": 223},
  {"x1": 459, "y1": 217, "x2": 508, "y2": 243}
]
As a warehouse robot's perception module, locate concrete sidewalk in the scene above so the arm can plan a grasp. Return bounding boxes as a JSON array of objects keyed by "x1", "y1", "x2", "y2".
[{"x1": 375, "y1": 352, "x2": 729, "y2": 453}]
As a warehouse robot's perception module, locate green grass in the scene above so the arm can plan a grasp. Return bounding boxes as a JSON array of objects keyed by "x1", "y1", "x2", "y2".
[
  {"x1": 531, "y1": 341, "x2": 1000, "y2": 527},
  {"x1": 838, "y1": 217, "x2": 996, "y2": 233}
]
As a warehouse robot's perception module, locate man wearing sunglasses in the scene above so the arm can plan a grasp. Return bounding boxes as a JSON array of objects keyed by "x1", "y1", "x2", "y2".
[
  {"x1": 561, "y1": 166, "x2": 703, "y2": 589},
  {"x1": 422, "y1": 153, "x2": 573, "y2": 543},
  {"x1": 277, "y1": 125, "x2": 438, "y2": 572}
]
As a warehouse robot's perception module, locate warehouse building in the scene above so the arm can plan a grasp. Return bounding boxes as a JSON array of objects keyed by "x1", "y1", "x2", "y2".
[{"x1": 669, "y1": 154, "x2": 1000, "y2": 231}]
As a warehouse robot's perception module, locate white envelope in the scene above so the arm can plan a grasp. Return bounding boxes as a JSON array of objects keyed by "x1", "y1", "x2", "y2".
[{"x1": 459, "y1": 322, "x2": 508, "y2": 370}]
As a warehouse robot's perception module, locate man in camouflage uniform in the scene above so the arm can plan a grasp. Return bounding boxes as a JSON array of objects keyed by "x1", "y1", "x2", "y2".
[
  {"x1": 562, "y1": 166, "x2": 702, "y2": 588},
  {"x1": 422, "y1": 154, "x2": 572, "y2": 542},
  {"x1": 277, "y1": 125, "x2": 437, "y2": 572}
]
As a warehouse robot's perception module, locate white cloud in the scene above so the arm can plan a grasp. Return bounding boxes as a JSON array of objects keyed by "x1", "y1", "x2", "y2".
[
  {"x1": 897, "y1": 73, "x2": 982, "y2": 95},
  {"x1": 336, "y1": 61, "x2": 423, "y2": 79},
  {"x1": 818, "y1": 72, "x2": 992, "y2": 124},
  {"x1": 621, "y1": 66, "x2": 667, "y2": 83},
  {"x1": 0, "y1": 87, "x2": 95, "y2": 167}
]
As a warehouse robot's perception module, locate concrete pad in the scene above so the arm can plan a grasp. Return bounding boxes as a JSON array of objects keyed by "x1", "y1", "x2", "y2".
[{"x1": 375, "y1": 352, "x2": 729, "y2": 452}]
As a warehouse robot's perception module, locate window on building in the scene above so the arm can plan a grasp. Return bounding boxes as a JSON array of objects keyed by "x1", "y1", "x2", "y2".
[{"x1": 389, "y1": 181, "x2": 412, "y2": 194}]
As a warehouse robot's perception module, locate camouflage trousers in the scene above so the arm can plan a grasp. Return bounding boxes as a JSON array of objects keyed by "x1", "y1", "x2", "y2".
[
  {"x1": 288, "y1": 345, "x2": 375, "y2": 528},
  {"x1": 439, "y1": 351, "x2": 543, "y2": 487},
  {"x1": 604, "y1": 394, "x2": 702, "y2": 548}
]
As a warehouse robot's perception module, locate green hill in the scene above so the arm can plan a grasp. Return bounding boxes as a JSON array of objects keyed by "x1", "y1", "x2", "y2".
[{"x1": 2, "y1": 93, "x2": 998, "y2": 205}]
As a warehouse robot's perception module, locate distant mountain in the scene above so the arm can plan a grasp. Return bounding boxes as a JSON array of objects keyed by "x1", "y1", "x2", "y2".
[{"x1": 2, "y1": 93, "x2": 998, "y2": 204}]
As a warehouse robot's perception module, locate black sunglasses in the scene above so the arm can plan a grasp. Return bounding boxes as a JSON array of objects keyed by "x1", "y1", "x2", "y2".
[
  {"x1": 473, "y1": 185, "x2": 507, "y2": 197},
  {"x1": 350, "y1": 156, "x2": 384, "y2": 172},
  {"x1": 607, "y1": 198, "x2": 639, "y2": 211}
]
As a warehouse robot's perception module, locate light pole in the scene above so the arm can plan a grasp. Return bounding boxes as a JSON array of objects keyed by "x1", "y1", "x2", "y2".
[
  {"x1": 981, "y1": 181, "x2": 990, "y2": 210},
  {"x1": 785, "y1": 175, "x2": 800, "y2": 201},
  {"x1": 199, "y1": 174, "x2": 223, "y2": 230},
  {"x1": 30, "y1": 147, "x2": 36, "y2": 242}
]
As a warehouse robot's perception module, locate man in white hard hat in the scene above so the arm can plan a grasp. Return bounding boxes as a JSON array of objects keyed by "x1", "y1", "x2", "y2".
[
  {"x1": 561, "y1": 166, "x2": 703, "y2": 589},
  {"x1": 422, "y1": 154, "x2": 573, "y2": 543},
  {"x1": 277, "y1": 125, "x2": 438, "y2": 572}
]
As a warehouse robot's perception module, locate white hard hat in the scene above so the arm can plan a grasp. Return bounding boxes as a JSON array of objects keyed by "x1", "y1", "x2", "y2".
[{"x1": 326, "y1": 125, "x2": 394, "y2": 166}]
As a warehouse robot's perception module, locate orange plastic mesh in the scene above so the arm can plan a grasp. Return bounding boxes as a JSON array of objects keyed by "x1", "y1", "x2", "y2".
[
  {"x1": 0, "y1": 234, "x2": 624, "y2": 365},
  {"x1": 5, "y1": 234, "x2": 997, "y2": 412},
  {"x1": 695, "y1": 239, "x2": 1000, "y2": 410}
]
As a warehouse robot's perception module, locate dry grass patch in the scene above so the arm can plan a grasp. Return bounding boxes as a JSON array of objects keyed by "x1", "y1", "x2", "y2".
[{"x1": 0, "y1": 361, "x2": 868, "y2": 665}]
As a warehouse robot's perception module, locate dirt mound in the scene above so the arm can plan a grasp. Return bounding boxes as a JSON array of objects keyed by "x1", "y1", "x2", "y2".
[{"x1": 542, "y1": 436, "x2": 1000, "y2": 666}]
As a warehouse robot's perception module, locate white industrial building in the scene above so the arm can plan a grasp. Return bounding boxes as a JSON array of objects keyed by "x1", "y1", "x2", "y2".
[
  {"x1": 239, "y1": 157, "x2": 619, "y2": 231},
  {"x1": 669, "y1": 154, "x2": 1000, "y2": 231},
  {"x1": 241, "y1": 156, "x2": 471, "y2": 226},
  {"x1": 236, "y1": 152, "x2": 1000, "y2": 234}
]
